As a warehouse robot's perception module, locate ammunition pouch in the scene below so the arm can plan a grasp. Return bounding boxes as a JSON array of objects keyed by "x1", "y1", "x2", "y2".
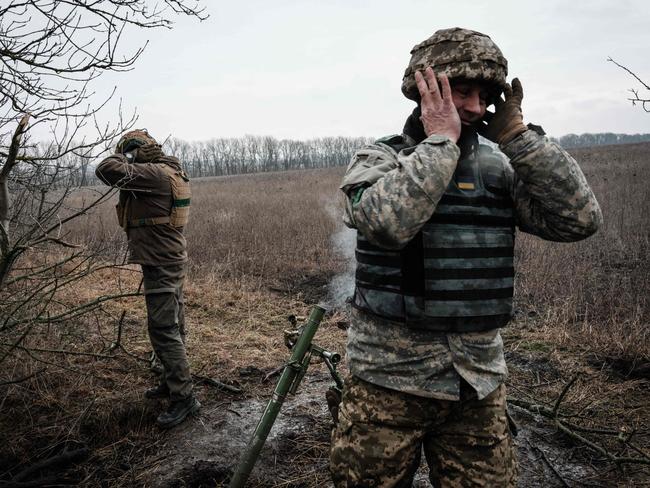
[
  {"x1": 120, "y1": 165, "x2": 191, "y2": 231},
  {"x1": 115, "y1": 194, "x2": 130, "y2": 231},
  {"x1": 168, "y1": 168, "x2": 191, "y2": 228}
]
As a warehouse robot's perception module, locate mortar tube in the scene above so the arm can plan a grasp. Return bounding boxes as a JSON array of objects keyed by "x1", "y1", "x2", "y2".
[{"x1": 229, "y1": 305, "x2": 326, "y2": 488}]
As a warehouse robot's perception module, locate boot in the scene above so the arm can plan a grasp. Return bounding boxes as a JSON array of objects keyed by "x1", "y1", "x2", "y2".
[
  {"x1": 144, "y1": 383, "x2": 170, "y2": 399},
  {"x1": 156, "y1": 396, "x2": 201, "y2": 429}
]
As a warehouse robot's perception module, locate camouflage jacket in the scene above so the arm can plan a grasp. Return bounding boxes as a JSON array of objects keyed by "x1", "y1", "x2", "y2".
[{"x1": 341, "y1": 129, "x2": 602, "y2": 400}]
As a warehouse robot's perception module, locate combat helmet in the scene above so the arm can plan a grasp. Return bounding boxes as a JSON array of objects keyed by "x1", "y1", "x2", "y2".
[
  {"x1": 401, "y1": 27, "x2": 508, "y2": 101},
  {"x1": 115, "y1": 129, "x2": 158, "y2": 154}
]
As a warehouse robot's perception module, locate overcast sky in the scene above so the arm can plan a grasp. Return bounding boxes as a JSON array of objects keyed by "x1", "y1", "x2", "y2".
[{"x1": 92, "y1": 0, "x2": 650, "y2": 142}]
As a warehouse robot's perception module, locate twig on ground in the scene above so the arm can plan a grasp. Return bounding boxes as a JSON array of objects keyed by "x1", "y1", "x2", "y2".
[
  {"x1": 553, "y1": 374, "x2": 579, "y2": 417},
  {"x1": 555, "y1": 422, "x2": 650, "y2": 465},
  {"x1": 510, "y1": 376, "x2": 650, "y2": 467},
  {"x1": 263, "y1": 365, "x2": 284, "y2": 382},
  {"x1": 193, "y1": 374, "x2": 242, "y2": 394}
]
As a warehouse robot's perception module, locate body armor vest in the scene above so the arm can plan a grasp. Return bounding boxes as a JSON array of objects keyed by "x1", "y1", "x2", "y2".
[
  {"x1": 116, "y1": 163, "x2": 191, "y2": 231},
  {"x1": 352, "y1": 138, "x2": 515, "y2": 332}
]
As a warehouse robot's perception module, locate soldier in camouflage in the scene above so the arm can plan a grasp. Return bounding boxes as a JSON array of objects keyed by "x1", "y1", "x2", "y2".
[
  {"x1": 330, "y1": 28, "x2": 602, "y2": 487},
  {"x1": 96, "y1": 129, "x2": 200, "y2": 429}
]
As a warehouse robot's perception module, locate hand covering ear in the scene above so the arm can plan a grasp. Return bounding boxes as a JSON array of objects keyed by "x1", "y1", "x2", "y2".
[{"x1": 477, "y1": 78, "x2": 527, "y2": 145}]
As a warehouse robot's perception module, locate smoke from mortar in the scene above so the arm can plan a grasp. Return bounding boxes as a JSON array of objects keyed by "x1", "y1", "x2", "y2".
[{"x1": 321, "y1": 197, "x2": 356, "y2": 311}]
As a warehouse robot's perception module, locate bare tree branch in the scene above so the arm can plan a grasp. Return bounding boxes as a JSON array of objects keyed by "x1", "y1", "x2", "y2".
[
  {"x1": 511, "y1": 377, "x2": 650, "y2": 467},
  {"x1": 1, "y1": 113, "x2": 31, "y2": 259},
  {"x1": 0, "y1": 2, "x2": 206, "y2": 383},
  {"x1": 608, "y1": 57, "x2": 650, "y2": 112}
]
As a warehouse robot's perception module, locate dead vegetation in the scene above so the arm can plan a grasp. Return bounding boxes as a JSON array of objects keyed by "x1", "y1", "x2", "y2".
[
  {"x1": 0, "y1": 143, "x2": 649, "y2": 487},
  {"x1": 514, "y1": 142, "x2": 649, "y2": 368}
]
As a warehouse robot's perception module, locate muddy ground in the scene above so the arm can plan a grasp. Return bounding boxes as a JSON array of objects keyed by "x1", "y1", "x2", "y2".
[
  {"x1": 138, "y1": 347, "x2": 634, "y2": 488},
  {"x1": 139, "y1": 380, "x2": 604, "y2": 488}
]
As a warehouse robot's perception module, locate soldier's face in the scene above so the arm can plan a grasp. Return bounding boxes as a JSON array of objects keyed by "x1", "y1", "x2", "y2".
[{"x1": 450, "y1": 81, "x2": 489, "y2": 126}]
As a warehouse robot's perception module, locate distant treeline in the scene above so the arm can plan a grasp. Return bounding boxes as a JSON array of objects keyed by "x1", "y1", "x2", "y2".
[
  {"x1": 165, "y1": 132, "x2": 650, "y2": 179},
  {"x1": 55, "y1": 132, "x2": 650, "y2": 186},
  {"x1": 162, "y1": 135, "x2": 374, "y2": 180},
  {"x1": 550, "y1": 132, "x2": 650, "y2": 148}
]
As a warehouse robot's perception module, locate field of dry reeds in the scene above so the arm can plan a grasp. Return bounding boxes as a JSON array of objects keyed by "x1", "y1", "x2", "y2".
[{"x1": 0, "y1": 142, "x2": 648, "y2": 487}]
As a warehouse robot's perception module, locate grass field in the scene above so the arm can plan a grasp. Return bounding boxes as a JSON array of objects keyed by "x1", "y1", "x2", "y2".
[{"x1": 0, "y1": 142, "x2": 648, "y2": 486}]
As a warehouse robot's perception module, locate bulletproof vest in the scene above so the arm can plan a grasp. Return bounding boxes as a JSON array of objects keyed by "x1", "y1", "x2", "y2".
[
  {"x1": 115, "y1": 163, "x2": 191, "y2": 230},
  {"x1": 352, "y1": 136, "x2": 515, "y2": 332}
]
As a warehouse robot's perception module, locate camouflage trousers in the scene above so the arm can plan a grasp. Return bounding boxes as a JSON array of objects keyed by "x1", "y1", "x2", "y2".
[
  {"x1": 330, "y1": 376, "x2": 517, "y2": 488},
  {"x1": 141, "y1": 264, "x2": 192, "y2": 400}
]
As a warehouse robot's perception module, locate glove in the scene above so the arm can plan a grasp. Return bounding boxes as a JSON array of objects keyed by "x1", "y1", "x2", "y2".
[
  {"x1": 478, "y1": 78, "x2": 528, "y2": 145},
  {"x1": 134, "y1": 143, "x2": 164, "y2": 163}
]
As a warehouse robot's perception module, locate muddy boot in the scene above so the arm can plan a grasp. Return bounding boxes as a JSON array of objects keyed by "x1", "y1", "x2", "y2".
[
  {"x1": 156, "y1": 396, "x2": 201, "y2": 429},
  {"x1": 145, "y1": 383, "x2": 170, "y2": 399}
]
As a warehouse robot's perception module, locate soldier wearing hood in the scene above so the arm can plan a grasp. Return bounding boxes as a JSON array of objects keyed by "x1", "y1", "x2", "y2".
[
  {"x1": 96, "y1": 130, "x2": 199, "y2": 429},
  {"x1": 330, "y1": 28, "x2": 602, "y2": 487}
]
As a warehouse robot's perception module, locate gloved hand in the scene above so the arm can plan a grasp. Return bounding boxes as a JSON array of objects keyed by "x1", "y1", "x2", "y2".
[
  {"x1": 478, "y1": 78, "x2": 528, "y2": 145},
  {"x1": 134, "y1": 143, "x2": 164, "y2": 163}
]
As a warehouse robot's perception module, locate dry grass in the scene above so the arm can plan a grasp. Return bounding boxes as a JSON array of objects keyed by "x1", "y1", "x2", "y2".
[
  {"x1": 514, "y1": 142, "x2": 649, "y2": 365},
  {"x1": 1, "y1": 144, "x2": 649, "y2": 486},
  {"x1": 71, "y1": 167, "x2": 347, "y2": 286},
  {"x1": 186, "y1": 168, "x2": 345, "y2": 283}
]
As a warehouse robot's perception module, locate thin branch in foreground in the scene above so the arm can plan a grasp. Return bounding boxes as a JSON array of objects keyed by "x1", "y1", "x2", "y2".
[
  {"x1": 0, "y1": 368, "x2": 46, "y2": 387},
  {"x1": 608, "y1": 57, "x2": 650, "y2": 91},
  {"x1": 10, "y1": 290, "x2": 142, "y2": 328},
  {"x1": 1, "y1": 343, "x2": 117, "y2": 360},
  {"x1": 510, "y1": 386, "x2": 650, "y2": 467},
  {"x1": 608, "y1": 57, "x2": 650, "y2": 112}
]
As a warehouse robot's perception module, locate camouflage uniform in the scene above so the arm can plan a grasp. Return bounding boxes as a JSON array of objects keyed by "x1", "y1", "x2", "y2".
[
  {"x1": 331, "y1": 28, "x2": 602, "y2": 487},
  {"x1": 331, "y1": 376, "x2": 516, "y2": 488},
  {"x1": 96, "y1": 140, "x2": 193, "y2": 402}
]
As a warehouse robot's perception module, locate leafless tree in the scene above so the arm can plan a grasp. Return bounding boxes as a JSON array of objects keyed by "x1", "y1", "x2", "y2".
[
  {"x1": 156, "y1": 135, "x2": 375, "y2": 177},
  {"x1": 608, "y1": 57, "x2": 650, "y2": 112},
  {"x1": 0, "y1": 1, "x2": 206, "y2": 365}
]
